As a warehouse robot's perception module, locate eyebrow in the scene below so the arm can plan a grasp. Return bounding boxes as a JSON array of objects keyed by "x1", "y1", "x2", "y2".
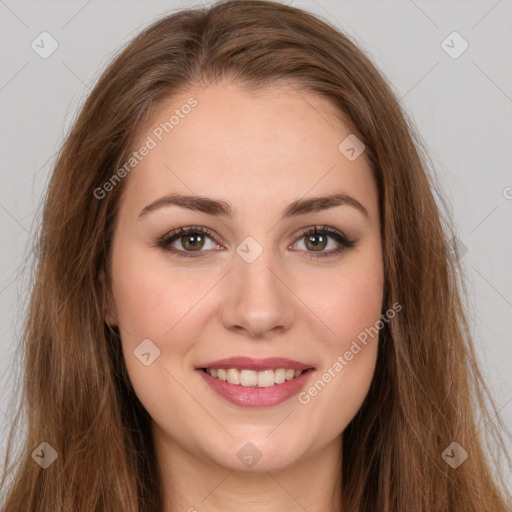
[{"x1": 138, "y1": 192, "x2": 368, "y2": 220}]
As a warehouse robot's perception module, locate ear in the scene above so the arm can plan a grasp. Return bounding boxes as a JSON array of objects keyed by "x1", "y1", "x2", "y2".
[{"x1": 99, "y1": 268, "x2": 118, "y2": 327}]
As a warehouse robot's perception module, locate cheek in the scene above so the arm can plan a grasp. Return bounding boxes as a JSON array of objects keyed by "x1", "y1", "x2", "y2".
[
  {"x1": 326, "y1": 275, "x2": 383, "y2": 343},
  {"x1": 112, "y1": 252, "x2": 202, "y2": 426},
  {"x1": 319, "y1": 270, "x2": 382, "y2": 388},
  {"x1": 312, "y1": 249, "x2": 384, "y2": 348},
  {"x1": 110, "y1": 245, "x2": 214, "y2": 388},
  {"x1": 111, "y1": 247, "x2": 204, "y2": 340},
  {"x1": 295, "y1": 249, "x2": 383, "y2": 430},
  {"x1": 297, "y1": 279, "x2": 382, "y2": 443}
]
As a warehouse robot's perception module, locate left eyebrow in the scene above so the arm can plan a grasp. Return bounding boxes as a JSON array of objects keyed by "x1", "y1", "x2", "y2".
[
  {"x1": 137, "y1": 192, "x2": 368, "y2": 220},
  {"x1": 282, "y1": 193, "x2": 368, "y2": 219}
]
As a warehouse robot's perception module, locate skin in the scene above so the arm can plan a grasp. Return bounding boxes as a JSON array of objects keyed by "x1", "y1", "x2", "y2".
[{"x1": 104, "y1": 81, "x2": 384, "y2": 512}]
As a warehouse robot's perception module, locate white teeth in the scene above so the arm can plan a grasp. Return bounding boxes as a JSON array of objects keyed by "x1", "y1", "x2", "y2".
[
  {"x1": 240, "y1": 370, "x2": 258, "y2": 387},
  {"x1": 257, "y1": 369, "x2": 275, "y2": 388},
  {"x1": 205, "y1": 367, "x2": 306, "y2": 387},
  {"x1": 285, "y1": 369, "x2": 295, "y2": 380},
  {"x1": 274, "y1": 368, "x2": 286, "y2": 384},
  {"x1": 227, "y1": 368, "x2": 240, "y2": 385}
]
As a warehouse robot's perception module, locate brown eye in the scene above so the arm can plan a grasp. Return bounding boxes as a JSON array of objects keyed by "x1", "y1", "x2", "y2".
[
  {"x1": 304, "y1": 232, "x2": 328, "y2": 252},
  {"x1": 157, "y1": 226, "x2": 222, "y2": 258},
  {"x1": 292, "y1": 225, "x2": 356, "y2": 259},
  {"x1": 179, "y1": 232, "x2": 205, "y2": 251}
]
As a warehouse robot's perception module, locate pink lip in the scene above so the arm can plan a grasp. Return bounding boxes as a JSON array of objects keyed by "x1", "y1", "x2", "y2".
[
  {"x1": 197, "y1": 356, "x2": 313, "y2": 372},
  {"x1": 197, "y1": 368, "x2": 316, "y2": 408}
]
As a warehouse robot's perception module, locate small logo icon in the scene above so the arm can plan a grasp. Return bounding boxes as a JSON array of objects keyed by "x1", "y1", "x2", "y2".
[
  {"x1": 441, "y1": 31, "x2": 469, "y2": 59},
  {"x1": 450, "y1": 236, "x2": 468, "y2": 260},
  {"x1": 236, "y1": 236, "x2": 263, "y2": 263},
  {"x1": 338, "y1": 134, "x2": 365, "y2": 161},
  {"x1": 134, "y1": 338, "x2": 161, "y2": 366},
  {"x1": 31, "y1": 442, "x2": 58, "y2": 468},
  {"x1": 236, "y1": 442, "x2": 263, "y2": 468},
  {"x1": 442, "y1": 441, "x2": 468, "y2": 469},
  {"x1": 31, "y1": 31, "x2": 59, "y2": 59}
]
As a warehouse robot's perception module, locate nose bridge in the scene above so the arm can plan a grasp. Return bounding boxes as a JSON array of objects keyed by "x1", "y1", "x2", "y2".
[{"x1": 220, "y1": 238, "x2": 295, "y2": 337}]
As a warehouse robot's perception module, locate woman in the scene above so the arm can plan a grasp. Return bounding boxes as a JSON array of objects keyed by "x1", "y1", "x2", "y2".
[{"x1": 1, "y1": 1, "x2": 510, "y2": 510}]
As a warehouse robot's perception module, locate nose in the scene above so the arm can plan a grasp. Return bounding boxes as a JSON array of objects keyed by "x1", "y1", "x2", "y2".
[{"x1": 219, "y1": 249, "x2": 296, "y2": 338}]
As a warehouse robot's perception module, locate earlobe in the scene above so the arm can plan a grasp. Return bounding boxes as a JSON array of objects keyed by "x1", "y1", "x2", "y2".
[{"x1": 99, "y1": 268, "x2": 118, "y2": 327}]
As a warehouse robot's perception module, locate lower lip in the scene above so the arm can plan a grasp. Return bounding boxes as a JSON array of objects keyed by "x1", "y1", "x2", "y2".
[{"x1": 197, "y1": 368, "x2": 315, "y2": 408}]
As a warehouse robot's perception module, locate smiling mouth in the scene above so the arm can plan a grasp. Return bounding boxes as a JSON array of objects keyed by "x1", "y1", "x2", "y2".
[{"x1": 201, "y1": 367, "x2": 314, "y2": 388}]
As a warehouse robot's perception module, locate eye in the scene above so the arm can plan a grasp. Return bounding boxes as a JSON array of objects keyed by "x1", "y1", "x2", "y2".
[
  {"x1": 290, "y1": 225, "x2": 356, "y2": 259},
  {"x1": 156, "y1": 224, "x2": 356, "y2": 259},
  {"x1": 156, "y1": 225, "x2": 222, "y2": 258}
]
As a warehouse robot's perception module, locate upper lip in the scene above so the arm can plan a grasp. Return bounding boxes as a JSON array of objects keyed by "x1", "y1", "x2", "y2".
[{"x1": 198, "y1": 356, "x2": 314, "y2": 372}]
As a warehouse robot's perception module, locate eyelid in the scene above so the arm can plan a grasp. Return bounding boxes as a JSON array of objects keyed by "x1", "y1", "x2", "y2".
[{"x1": 294, "y1": 224, "x2": 352, "y2": 242}]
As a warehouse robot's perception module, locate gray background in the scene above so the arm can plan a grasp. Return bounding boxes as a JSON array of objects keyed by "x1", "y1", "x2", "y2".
[{"x1": 1, "y1": 0, "x2": 511, "y2": 491}]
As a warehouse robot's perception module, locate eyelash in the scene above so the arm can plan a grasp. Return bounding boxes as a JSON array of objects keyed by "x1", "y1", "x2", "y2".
[{"x1": 156, "y1": 224, "x2": 356, "y2": 260}]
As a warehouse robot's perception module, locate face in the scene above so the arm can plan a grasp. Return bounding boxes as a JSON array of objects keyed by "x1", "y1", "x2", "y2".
[{"x1": 105, "y1": 81, "x2": 384, "y2": 473}]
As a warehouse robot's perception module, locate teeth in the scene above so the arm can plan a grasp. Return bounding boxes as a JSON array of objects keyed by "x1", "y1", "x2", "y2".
[
  {"x1": 204, "y1": 367, "x2": 306, "y2": 387},
  {"x1": 240, "y1": 369, "x2": 258, "y2": 387},
  {"x1": 275, "y1": 368, "x2": 286, "y2": 384},
  {"x1": 257, "y1": 370, "x2": 274, "y2": 388},
  {"x1": 285, "y1": 369, "x2": 295, "y2": 380},
  {"x1": 227, "y1": 368, "x2": 240, "y2": 385}
]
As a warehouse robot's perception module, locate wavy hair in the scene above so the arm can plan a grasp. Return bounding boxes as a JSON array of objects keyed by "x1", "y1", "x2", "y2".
[{"x1": 1, "y1": 0, "x2": 510, "y2": 510}]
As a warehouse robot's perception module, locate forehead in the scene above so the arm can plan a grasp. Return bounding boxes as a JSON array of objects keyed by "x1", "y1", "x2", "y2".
[{"x1": 118, "y1": 81, "x2": 377, "y2": 220}]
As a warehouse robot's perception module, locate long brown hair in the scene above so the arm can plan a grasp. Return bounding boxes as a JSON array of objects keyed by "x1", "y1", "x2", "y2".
[{"x1": 1, "y1": 1, "x2": 510, "y2": 510}]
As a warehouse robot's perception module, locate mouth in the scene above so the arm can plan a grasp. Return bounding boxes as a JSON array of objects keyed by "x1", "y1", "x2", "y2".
[
  {"x1": 196, "y1": 356, "x2": 315, "y2": 388},
  {"x1": 197, "y1": 365, "x2": 316, "y2": 408},
  {"x1": 200, "y1": 367, "x2": 315, "y2": 388},
  {"x1": 195, "y1": 356, "x2": 315, "y2": 406}
]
